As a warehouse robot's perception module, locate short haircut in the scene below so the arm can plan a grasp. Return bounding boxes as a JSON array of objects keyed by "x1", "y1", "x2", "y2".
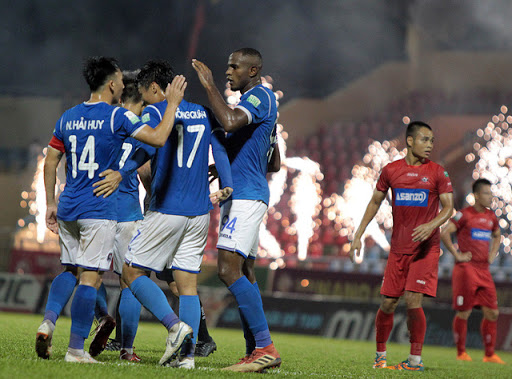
[
  {"x1": 406, "y1": 121, "x2": 432, "y2": 145},
  {"x1": 472, "y1": 178, "x2": 492, "y2": 194},
  {"x1": 121, "y1": 70, "x2": 142, "y2": 104},
  {"x1": 233, "y1": 47, "x2": 263, "y2": 68},
  {"x1": 83, "y1": 56, "x2": 120, "y2": 92},
  {"x1": 137, "y1": 60, "x2": 175, "y2": 91}
]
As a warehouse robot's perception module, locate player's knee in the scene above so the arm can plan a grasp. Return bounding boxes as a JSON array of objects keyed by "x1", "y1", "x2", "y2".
[
  {"x1": 404, "y1": 292, "x2": 423, "y2": 308},
  {"x1": 217, "y1": 264, "x2": 239, "y2": 286},
  {"x1": 485, "y1": 308, "x2": 499, "y2": 321},
  {"x1": 456, "y1": 310, "x2": 472, "y2": 320},
  {"x1": 381, "y1": 297, "x2": 399, "y2": 313}
]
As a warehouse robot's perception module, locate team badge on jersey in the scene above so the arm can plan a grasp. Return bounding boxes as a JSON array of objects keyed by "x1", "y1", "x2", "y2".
[
  {"x1": 124, "y1": 111, "x2": 140, "y2": 125},
  {"x1": 394, "y1": 188, "x2": 429, "y2": 207},
  {"x1": 421, "y1": 177, "x2": 429, "y2": 183},
  {"x1": 247, "y1": 94, "x2": 261, "y2": 107}
]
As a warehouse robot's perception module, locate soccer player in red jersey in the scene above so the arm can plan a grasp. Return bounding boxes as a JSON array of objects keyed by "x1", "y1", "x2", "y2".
[
  {"x1": 441, "y1": 178, "x2": 505, "y2": 364},
  {"x1": 349, "y1": 121, "x2": 454, "y2": 371}
]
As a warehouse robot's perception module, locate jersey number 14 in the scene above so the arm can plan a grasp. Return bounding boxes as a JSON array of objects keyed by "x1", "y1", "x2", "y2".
[{"x1": 68, "y1": 135, "x2": 99, "y2": 179}]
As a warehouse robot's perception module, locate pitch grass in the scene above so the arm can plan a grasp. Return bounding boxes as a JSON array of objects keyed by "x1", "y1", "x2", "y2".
[{"x1": 0, "y1": 313, "x2": 511, "y2": 378}]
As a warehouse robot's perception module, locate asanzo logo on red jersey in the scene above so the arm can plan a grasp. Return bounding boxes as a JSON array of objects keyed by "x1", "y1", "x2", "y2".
[
  {"x1": 471, "y1": 228, "x2": 492, "y2": 241},
  {"x1": 394, "y1": 188, "x2": 429, "y2": 207}
]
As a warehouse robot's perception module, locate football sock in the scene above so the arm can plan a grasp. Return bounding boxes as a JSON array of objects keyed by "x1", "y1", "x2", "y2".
[
  {"x1": 129, "y1": 276, "x2": 179, "y2": 330},
  {"x1": 238, "y1": 282, "x2": 260, "y2": 354},
  {"x1": 453, "y1": 316, "x2": 467, "y2": 355},
  {"x1": 179, "y1": 295, "x2": 201, "y2": 358},
  {"x1": 69, "y1": 285, "x2": 97, "y2": 350},
  {"x1": 197, "y1": 300, "x2": 212, "y2": 342},
  {"x1": 114, "y1": 293, "x2": 122, "y2": 341},
  {"x1": 481, "y1": 318, "x2": 497, "y2": 357},
  {"x1": 407, "y1": 307, "x2": 426, "y2": 356},
  {"x1": 409, "y1": 354, "x2": 422, "y2": 365},
  {"x1": 119, "y1": 287, "x2": 141, "y2": 350},
  {"x1": 95, "y1": 282, "x2": 109, "y2": 319},
  {"x1": 375, "y1": 308, "x2": 394, "y2": 353},
  {"x1": 228, "y1": 276, "x2": 272, "y2": 349},
  {"x1": 44, "y1": 271, "x2": 77, "y2": 325}
]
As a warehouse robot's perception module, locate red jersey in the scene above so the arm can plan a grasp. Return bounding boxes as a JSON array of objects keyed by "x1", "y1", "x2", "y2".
[
  {"x1": 450, "y1": 206, "x2": 498, "y2": 265},
  {"x1": 376, "y1": 158, "x2": 452, "y2": 255}
]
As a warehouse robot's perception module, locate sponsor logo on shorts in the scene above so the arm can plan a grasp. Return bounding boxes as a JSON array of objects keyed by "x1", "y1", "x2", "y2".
[
  {"x1": 394, "y1": 188, "x2": 429, "y2": 207},
  {"x1": 471, "y1": 228, "x2": 491, "y2": 241},
  {"x1": 416, "y1": 279, "x2": 426, "y2": 285},
  {"x1": 219, "y1": 233, "x2": 232, "y2": 239}
]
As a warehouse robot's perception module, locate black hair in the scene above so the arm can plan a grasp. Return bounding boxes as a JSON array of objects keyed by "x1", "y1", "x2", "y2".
[
  {"x1": 82, "y1": 56, "x2": 120, "y2": 92},
  {"x1": 406, "y1": 121, "x2": 432, "y2": 146},
  {"x1": 137, "y1": 60, "x2": 175, "y2": 91},
  {"x1": 472, "y1": 178, "x2": 492, "y2": 194},
  {"x1": 233, "y1": 47, "x2": 263, "y2": 68},
  {"x1": 121, "y1": 70, "x2": 142, "y2": 104}
]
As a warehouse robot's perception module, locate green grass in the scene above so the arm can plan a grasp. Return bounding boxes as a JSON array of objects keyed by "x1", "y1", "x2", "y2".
[{"x1": 0, "y1": 313, "x2": 511, "y2": 378}]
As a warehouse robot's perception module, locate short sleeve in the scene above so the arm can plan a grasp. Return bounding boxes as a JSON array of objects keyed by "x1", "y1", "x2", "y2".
[
  {"x1": 376, "y1": 164, "x2": 390, "y2": 193},
  {"x1": 114, "y1": 108, "x2": 146, "y2": 139},
  {"x1": 140, "y1": 105, "x2": 162, "y2": 129},
  {"x1": 451, "y1": 210, "x2": 465, "y2": 231},
  {"x1": 53, "y1": 117, "x2": 64, "y2": 141},
  {"x1": 235, "y1": 87, "x2": 273, "y2": 125},
  {"x1": 437, "y1": 166, "x2": 453, "y2": 194}
]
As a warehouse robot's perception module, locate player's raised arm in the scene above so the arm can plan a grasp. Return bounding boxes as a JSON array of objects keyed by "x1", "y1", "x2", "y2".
[
  {"x1": 440, "y1": 219, "x2": 472, "y2": 262},
  {"x1": 192, "y1": 59, "x2": 248, "y2": 132},
  {"x1": 44, "y1": 146, "x2": 64, "y2": 234},
  {"x1": 133, "y1": 76, "x2": 187, "y2": 147},
  {"x1": 349, "y1": 189, "x2": 387, "y2": 261},
  {"x1": 412, "y1": 192, "x2": 454, "y2": 242}
]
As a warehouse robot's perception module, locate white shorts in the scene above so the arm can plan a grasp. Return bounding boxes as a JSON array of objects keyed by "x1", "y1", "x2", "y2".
[
  {"x1": 216, "y1": 199, "x2": 268, "y2": 259},
  {"x1": 125, "y1": 210, "x2": 209, "y2": 273},
  {"x1": 113, "y1": 220, "x2": 140, "y2": 275},
  {"x1": 58, "y1": 219, "x2": 116, "y2": 271}
]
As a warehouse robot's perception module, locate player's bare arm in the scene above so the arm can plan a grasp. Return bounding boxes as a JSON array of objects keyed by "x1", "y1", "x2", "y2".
[
  {"x1": 192, "y1": 59, "x2": 248, "y2": 132},
  {"x1": 412, "y1": 192, "x2": 454, "y2": 242},
  {"x1": 43, "y1": 146, "x2": 63, "y2": 234},
  {"x1": 135, "y1": 75, "x2": 187, "y2": 147},
  {"x1": 349, "y1": 189, "x2": 387, "y2": 262},
  {"x1": 440, "y1": 221, "x2": 472, "y2": 262},
  {"x1": 488, "y1": 228, "x2": 501, "y2": 264},
  {"x1": 137, "y1": 161, "x2": 152, "y2": 196}
]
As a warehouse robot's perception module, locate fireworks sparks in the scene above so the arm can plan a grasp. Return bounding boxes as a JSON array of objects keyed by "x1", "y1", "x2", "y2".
[{"x1": 470, "y1": 105, "x2": 512, "y2": 254}]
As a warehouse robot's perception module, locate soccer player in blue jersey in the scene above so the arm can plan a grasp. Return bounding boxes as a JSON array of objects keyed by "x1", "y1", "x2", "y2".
[
  {"x1": 119, "y1": 60, "x2": 233, "y2": 369},
  {"x1": 89, "y1": 70, "x2": 148, "y2": 362},
  {"x1": 37, "y1": 56, "x2": 188, "y2": 363},
  {"x1": 192, "y1": 48, "x2": 281, "y2": 373}
]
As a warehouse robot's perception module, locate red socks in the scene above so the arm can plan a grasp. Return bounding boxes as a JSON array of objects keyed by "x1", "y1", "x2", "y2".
[
  {"x1": 407, "y1": 308, "x2": 426, "y2": 356},
  {"x1": 453, "y1": 316, "x2": 467, "y2": 355},
  {"x1": 375, "y1": 308, "x2": 394, "y2": 352},
  {"x1": 481, "y1": 319, "x2": 497, "y2": 357}
]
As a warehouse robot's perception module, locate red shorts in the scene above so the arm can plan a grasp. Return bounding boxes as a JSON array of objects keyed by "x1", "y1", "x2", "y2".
[
  {"x1": 381, "y1": 250, "x2": 440, "y2": 298},
  {"x1": 452, "y1": 263, "x2": 498, "y2": 311}
]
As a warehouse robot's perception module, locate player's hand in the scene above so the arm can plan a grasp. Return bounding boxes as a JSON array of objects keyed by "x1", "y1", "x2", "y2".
[
  {"x1": 46, "y1": 203, "x2": 58, "y2": 234},
  {"x1": 192, "y1": 59, "x2": 215, "y2": 89},
  {"x1": 208, "y1": 164, "x2": 219, "y2": 184},
  {"x1": 412, "y1": 223, "x2": 435, "y2": 242},
  {"x1": 209, "y1": 186, "x2": 233, "y2": 204},
  {"x1": 93, "y1": 169, "x2": 122, "y2": 198},
  {"x1": 165, "y1": 75, "x2": 187, "y2": 108},
  {"x1": 348, "y1": 239, "x2": 362, "y2": 263},
  {"x1": 455, "y1": 251, "x2": 472, "y2": 263}
]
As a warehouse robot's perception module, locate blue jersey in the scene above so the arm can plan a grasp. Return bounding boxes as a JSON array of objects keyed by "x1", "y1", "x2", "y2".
[
  {"x1": 141, "y1": 100, "x2": 229, "y2": 216},
  {"x1": 116, "y1": 137, "x2": 145, "y2": 222},
  {"x1": 226, "y1": 84, "x2": 278, "y2": 204},
  {"x1": 53, "y1": 102, "x2": 144, "y2": 221}
]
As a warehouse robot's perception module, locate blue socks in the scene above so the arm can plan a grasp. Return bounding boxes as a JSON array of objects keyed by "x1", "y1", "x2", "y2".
[
  {"x1": 119, "y1": 288, "x2": 141, "y2": 349},
  {"x1": 69, "y1": 285, "x2": 97, "y2": 350},
  {"x1": 129, "y1": 276, "x2": 179, "y2": 329},
  {"x1": 95, "y1": 282, "x2": 109, "y2": 319},
  {"x1": 239, "y1": 282, "x2": 261, "y2": 354},
  {"x1": 44, "y1": 271, "x2": 77, "y2": 325},
  {"x1": 179, "y1": 295, "x2": 201, "y2": 358},
  {"x1": 228, "y1": 277, "x2": 272, "y2": 349}
]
